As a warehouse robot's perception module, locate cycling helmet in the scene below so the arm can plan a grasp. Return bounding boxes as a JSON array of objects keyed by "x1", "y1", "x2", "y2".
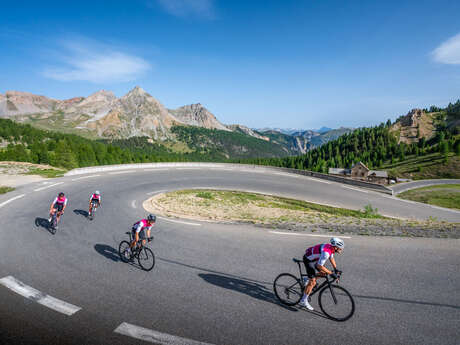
[
  {"x1": 95, "y1": 190, "x2": 100, "y2": 195},
  {"x1": 147, "y1": 214, "x2": 156, "y2": 222},
  {"x1": 330, "y1": 237, "x2": 345, "y2": 249},
  {"x1": 58, "y1": 192, "x2": 65, "y2": 197}
]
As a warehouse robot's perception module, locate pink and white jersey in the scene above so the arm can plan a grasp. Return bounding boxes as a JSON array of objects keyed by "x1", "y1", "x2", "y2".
[
  {"x1": 133, "y1": 219, "x2": 153, "y2": 233},
  {"x1": 90, "y1": 194, "x2": 101, "y2": 202},
  {"x1": 52, "y1": 196, "x2": 68, "y2": 206},
  {"x1": 305, "y1": 243, "x2": 334, "y2": 266}
]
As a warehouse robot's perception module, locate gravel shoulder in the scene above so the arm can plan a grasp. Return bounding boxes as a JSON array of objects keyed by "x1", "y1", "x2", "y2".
[
  {"x1": 144, "y1": 189, "x2": 460, "y2": 238},
  {"x1": 0, "y1": 161, "x2": 64, "y2": 187}
]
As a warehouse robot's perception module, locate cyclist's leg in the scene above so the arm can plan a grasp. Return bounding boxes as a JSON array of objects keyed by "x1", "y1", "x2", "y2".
[{"x1": 303, "y1": 256, "x2": 317, "y2": 293}]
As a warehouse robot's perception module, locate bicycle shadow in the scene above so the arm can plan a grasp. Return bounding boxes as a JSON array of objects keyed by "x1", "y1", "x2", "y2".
[
  {"x1": 34, "y1": 217, "x2": 54, "y2": 235},
  {"x1": 94, "y1": 243, "x2": 143, "y2": 270},
  {"x1": 73, "y1": 209, "x2": 89, "y2": 218},
  {"x1": 94, "y1": 244, "x2": 120, "y2": 262},
  {"x1": 198, "y1": 273, "x2": 297, "y2": 312}
]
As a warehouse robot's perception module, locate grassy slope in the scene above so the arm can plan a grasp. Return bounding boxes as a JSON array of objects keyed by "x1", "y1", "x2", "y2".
[
  {"x1": 380, "y1": 153, "x2": 460, "y2": 179},
  {"x1": 398, "y1": 184, "x2": 460, "y2": 210},
  {"x1": 0, "y1": 186, "x2": 15, "y2": 194}
]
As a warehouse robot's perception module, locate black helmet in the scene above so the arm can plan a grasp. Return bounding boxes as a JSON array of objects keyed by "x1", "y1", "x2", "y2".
[
  {"x1": 58, "y1": 192, "x2": 65, "y2": 197},
  {"x1": 147, "y1": 214, "x2": 156, "y2": 222}
]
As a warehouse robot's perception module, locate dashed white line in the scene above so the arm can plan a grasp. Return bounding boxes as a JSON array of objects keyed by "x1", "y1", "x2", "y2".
[
  {"x1": 269, "y1": 231, "x2": 352, "y2": 239},
  {"x1": 109, "y1": 170, "x2": 135, "y2": 175},
  {"x1": 33, "y1": 182, "x2": 64, "y2": 192},
  {"x1": 147, "y1": 190, "x2": 167, "y2": 195},
  {"x1": 0, "y1": 194, "x2": 25, "y2": 208},
  {"x1": 131, "y1": 200, "x2": 137, "y2": 208},
  {"x1": 158, "y1": 216, "x2": 201, "y2": 226},
  {"x1": 306, "y1": 178, "x2": 331, "y2": 184},
  {"x1": 71, "y1": 174, "x2": 101, "y2": 181},
  {"x1": 341, "y1": 185, "x2": 368, "y2": 193},
  {"x1": 114, "y1": 322, "x2": 215, "y2": 345},
  {"x1": 0, "y1": 276, "x2": 81, "y2": 316},
  {"x1": 143, "y1": 169, "x2": 169, "y2": 172},
  {"x1": 175, "y1": 168, "x2": 200, "y2": 170}
]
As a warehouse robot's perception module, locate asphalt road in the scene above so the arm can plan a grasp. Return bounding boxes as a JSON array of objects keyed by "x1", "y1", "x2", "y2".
[{"x1": 0, "y1": 167, "x2": 459, "y2": 345}]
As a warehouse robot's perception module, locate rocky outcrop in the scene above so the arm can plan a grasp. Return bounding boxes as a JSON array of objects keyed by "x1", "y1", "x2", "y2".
[
  {"x1": 391, "y1": 109, "x2": 436, "y2": 144},
  {"x1": 0, "y1": 91, "x2": 58, "y2": 117},
  {"x1": 169, "y1": 103, "x2": 230, "y2": 131}
]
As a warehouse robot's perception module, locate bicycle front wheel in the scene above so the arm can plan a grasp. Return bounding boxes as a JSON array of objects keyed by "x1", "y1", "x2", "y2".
[
  {"x1": 318, "y1": 284, "x2": 355, "y2": 321},
  {"x1": 273, "y1": 273, "x2": 303, "y2": 306},
  {"x1": 138, "y1": 247, "x2": 155, "y2": 271},
  {"x1": 118, "y1": 241, "x2": 131, "y2": 263}
]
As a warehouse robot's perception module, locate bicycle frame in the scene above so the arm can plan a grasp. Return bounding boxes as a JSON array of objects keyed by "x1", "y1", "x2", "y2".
[{"x1": 292, "y1": 259, "x2": 338, "y2": 300}]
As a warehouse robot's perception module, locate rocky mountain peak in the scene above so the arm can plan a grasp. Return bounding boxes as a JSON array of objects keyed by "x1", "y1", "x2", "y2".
[{"x1": 169, "y1": 103, "x2": 230, "y2": 131}]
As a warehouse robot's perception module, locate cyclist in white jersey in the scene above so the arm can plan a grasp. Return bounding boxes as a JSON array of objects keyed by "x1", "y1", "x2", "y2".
[{"x1": 300, "y1": 237, "x2": 344, "y2": 310}]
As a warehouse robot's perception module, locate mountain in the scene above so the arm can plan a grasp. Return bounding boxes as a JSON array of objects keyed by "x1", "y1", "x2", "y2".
[
  {"x1": 315, "y1": 126, "x2": 333, "y2": 133},
  {"x1": 0, "y1": 87, "x2": 354, "y2": 157},
  {"x1": 169, "y1": 103, "x2": 229, "y2": 131}
]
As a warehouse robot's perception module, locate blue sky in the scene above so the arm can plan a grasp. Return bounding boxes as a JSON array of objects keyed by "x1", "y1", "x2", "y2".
[{"x1": 1, "y1": 0, "x2": 459, "y2": 129}]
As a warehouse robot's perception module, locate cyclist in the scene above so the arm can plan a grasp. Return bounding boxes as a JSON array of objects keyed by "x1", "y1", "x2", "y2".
[
  {"x1": 300, "y1": 237, "x2": 344, "y2": 310},
  {"x1": 49, "y1": 192, "x2": 68, "y2": 226},
  {"x1": 89, "y1": 190, "x2": 102, "y2": 215},
  {"x1": 127, "y1": 214, "x2": 156, "y2": 254}
]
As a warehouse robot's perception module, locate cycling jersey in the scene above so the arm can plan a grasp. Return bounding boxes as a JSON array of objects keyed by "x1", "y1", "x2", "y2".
[
  {"x1": 132, "y1": 219, "x2": 153, "y2": 234},
  {"x1": 305, "y1": 243, "x2": 334, "y2": 266},
  {"x1": 89, "y1": 194, "x2": 101, "y2": 203},
  {"x1": 52, "y1": 196, "x2": 68, "y2": 206}
]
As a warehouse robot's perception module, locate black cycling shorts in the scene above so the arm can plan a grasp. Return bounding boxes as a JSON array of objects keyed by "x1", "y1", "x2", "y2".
[
  {"x1": 53, "y1": 203, "x2": 64, "y2": 212},
  {"x1": 91, "y1": 199, "x2": 100, "y2": 206},
  {"x1": 303, "y1": 255, "x2": 318, "y2": 278},
  {"x1": 132, "y1": 229, "x2": 146, "y2": 241}
]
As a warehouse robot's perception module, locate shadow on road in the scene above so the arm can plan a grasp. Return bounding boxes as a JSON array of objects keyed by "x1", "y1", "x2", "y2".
[
  {"x1": 34, "y1": 217, "x2": 54, "y2": 235},
  {"x1": 74, "y1": 209, "x2": 89, "y2": 218},
  {"x1": 198, "y1": 273, "x2": 297, "y2": 311},
  {"x1": 94, "y1": 244, "x2": 120, "y2": 262},
  {"x1": 354, "y1": 294, "x2": 460, "y2": 310}
]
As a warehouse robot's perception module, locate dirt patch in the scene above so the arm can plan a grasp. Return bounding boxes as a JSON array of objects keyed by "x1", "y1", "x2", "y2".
[
  {"x1": 0, "y1": 161, "x2": 64, "y2": 187},
  {"x1": 143, "y1": 190, "x2": 460, "y2": 238}
]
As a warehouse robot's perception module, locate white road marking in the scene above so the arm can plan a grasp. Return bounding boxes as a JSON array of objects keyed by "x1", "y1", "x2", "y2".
[
  {"x1": 131, "y1": 200, "x2": 137, "y2": 208},
  {"x1": 33, "y1": 182, "x2": 64, "y2": 192},
  {"x1": 269, "y1": 231, "x2": 352, "y2": 239},
  {"x1": 158, "y1": 216, "x2": 201, "y2": 226},
  {"x1": 143, "y1": 169, "x2": 169, "y2": 172},
  {"x1": 71, "y1": 174, "x2": 100, "y2": 181},
  {"x1": 109, "y1": 170, "x2": 135, "y2": 175},
  {"x1": 114, "y1": 322, "x2": 215, "y2": 345},
  {"x1": 306, "y1": 178, "x2": 331, "y2": 184},
  {"x1": 175, "y1": 168, "x2": 200, "y2": 170},
  {"x1": 147, "y1": 190, "x2": 167, "y2": 195},
  {"x1": 341, "y1": 185, "x2": 368, "y2": 193},
  {"x1": 0, "y1": 276, "x2": 81, "y2": 316},
  {"x1": 0, "y1": 194, "x2": 25, "y2": 208}
]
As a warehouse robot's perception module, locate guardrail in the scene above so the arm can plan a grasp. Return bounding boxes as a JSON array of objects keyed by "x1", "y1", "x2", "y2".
[{"x1": 65, "y1": 162, "x2": 394, "y2": 195}]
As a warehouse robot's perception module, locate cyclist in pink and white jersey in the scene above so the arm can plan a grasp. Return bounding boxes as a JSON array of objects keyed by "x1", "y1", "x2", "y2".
[
  {"x1": 49, "y1": 192, "x2": 68, "y2": 223},
  {"x1": 127, "y1": 214, "x2": 156, "y2": 253},
  {"x1": 300, "y1": 237, "x2": 344, "y2": 310},
  {"x1": 88, "y1": 190, "x2": 101, "y2": 215}
]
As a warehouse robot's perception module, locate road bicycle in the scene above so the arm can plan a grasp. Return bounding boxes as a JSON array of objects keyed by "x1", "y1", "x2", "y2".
[
  {"x1": 273, "y1": 258, "x2": 355, "y2": 321},
  {"x1": 48, "y1": 211, "x2": 62, "y2": 234},
  {"x1": 88, "y1": 201, "x2": 99, "y2": 220},
  {"x1": 118, "y1": 232, "x2": 155, "y2": 271}
]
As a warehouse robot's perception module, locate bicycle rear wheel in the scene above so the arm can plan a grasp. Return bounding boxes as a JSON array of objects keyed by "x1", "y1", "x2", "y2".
[
  {"x1": 273, "y1": 273, "x2": 303, "y2": 306},
  {"x1": 138, "y1": 247, "x2": 155, "y2": 271},
  {"x1": 318, "y1": 284, "x2": 355, "y2": 321},
  {"x1": 118, "y1": 241, "x2": 131, "y2": 263}
]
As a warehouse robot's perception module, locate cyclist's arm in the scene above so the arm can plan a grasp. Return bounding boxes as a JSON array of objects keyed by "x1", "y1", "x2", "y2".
[
  {"x1": 316, "y1": 252, "x2": 333, "y2": 275},
  {"x1": 50, "y1": 198, "x2": 57, "y2": 213},
  {"x1": 329, "y1": 255, "x2": 337, "y2": 271}
]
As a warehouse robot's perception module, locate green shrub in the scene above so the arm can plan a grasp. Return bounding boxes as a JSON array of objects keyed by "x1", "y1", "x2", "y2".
[
  {"x1": 362, "y1": 204, "x2": 380, "y2": 218},
  {"x1": 196, "y1": 191, "x2": 214, "y2": 199}
]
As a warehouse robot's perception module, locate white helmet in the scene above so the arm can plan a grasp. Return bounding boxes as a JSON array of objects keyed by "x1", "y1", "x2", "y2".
[
  {"x1": 95, "y1": 190, "x2": 100, "y2": 195},
  {"x1": 330, "y1": 237, "x2": 345, "y2": 249}
]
